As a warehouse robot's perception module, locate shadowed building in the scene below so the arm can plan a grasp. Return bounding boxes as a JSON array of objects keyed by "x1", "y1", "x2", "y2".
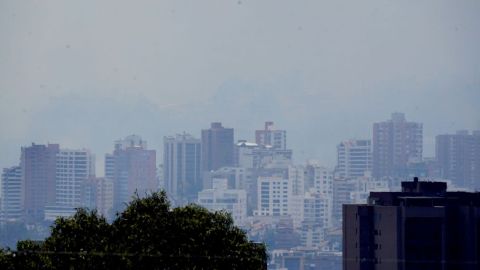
[
  {"x1": 343, "y1": 177, "x2": 480, "y2": 270},
  {"x1": 112, "y1": 146, "x2": 156, "y2": 208},
  {"x1": 372, "y1": 113, "x2": 423, "y2": 179},
  {"x1": 436, "y1": 130, "x2": 480, "y2": 189},
  {"x1": 201, "y1": 123, "x2": 234, "y2": 174},
  {"x1": 163, "y1": 133, "x2": 202, "y2": 204},
  {"x1": 21, "y1": 143, "x2": 60, "y2": 223}
]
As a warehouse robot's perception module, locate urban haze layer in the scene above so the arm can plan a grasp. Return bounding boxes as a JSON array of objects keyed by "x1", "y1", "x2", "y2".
[{"x1": 1, "y1": 114, "x2": 479, "y2": 269}]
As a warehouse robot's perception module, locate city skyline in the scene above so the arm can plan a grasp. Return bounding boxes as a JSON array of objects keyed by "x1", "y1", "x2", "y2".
[{"x1": 1, "y1": 1, "x2": 480, "y2": 268}]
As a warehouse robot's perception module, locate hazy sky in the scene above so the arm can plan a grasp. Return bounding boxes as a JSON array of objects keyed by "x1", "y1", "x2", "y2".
[{"x1": 1, "y1": 1, "x2": 479, "y2": 176}]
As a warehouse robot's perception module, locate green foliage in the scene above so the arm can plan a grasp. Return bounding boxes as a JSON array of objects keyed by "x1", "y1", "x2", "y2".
[{"x1": 0, "y1": 190, "x2": 267, "y2": 269}]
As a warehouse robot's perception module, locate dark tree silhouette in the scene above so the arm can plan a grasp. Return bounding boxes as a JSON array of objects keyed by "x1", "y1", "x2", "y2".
[{"x1": 0, "y1": 191, "x2": 267, "y2": 269}]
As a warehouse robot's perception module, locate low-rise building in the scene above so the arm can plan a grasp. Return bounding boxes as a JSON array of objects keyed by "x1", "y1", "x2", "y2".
[{"x1": 198, "y1": 178, "x2": 247, "y2": 226}]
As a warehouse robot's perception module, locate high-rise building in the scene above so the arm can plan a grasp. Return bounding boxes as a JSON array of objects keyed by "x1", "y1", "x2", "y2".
[
  {"x1": 249, "y1": 167, "x2": 288, "y2": 215},
  {"x1": 55, "y1": 149, "x2": 96, "y2": 207},
  {"x1": 0, "y1": 166, "x2": 22, "y2": 221},
  {"x1": 336, "y1": 139, "x2": 372, "y2": 179},
  {"x1": 201, "y1": 123, "x2": 234, "y2": 173},
  {"x1": 112, "y1": 145, "x2": 156, "y2": 208},
  {"x1": 163, "y1": 133, "x2": 201, "y2": 204},
  {"x1": 106, "y1": 135, "x2": 146, "y2": 180},
  {"x1": 373, "y1": 113, "x2": 423, "y2": 179},
  {"x1": 436, "y1": 130, "x2": 480, "y2": 189},
  {"x1": 80, "y1": 176, "x2": 113, "y2": 218},
  {"x1": 255, "y1": 121, "x2": 287, "y2": 149},
  {"x1": 343, "y1": 178, "x2": 480, "y2": 270},
  {"x1": 290, "y1": 192, "x2": 333, "y2": 229},
  {"x1": 21, "y1": 143, "x2": 59, "y2": 223},
  {"x1": 254, "y1": 176, "x2": 292, "y2": 217},
  {"x1": 305, "y1": 164, "x2": 333, "y2": 196}
]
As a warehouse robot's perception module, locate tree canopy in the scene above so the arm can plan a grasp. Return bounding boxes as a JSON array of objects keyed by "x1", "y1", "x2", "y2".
[{"x1": 0, "y1": 191, "x2": 267, "y2": 269}]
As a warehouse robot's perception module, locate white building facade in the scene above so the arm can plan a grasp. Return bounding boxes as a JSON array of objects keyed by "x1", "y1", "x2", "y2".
[
  {"x1": 254, "y1": 176, "x2": 292, "y2": 217},
  {"x1": 0, "y1": 166, "x2": 22, "y2": 221},
  {"x1": 336, "y1": 139, "x2": 372, "y2": 179},
  {"x1": 55, "y1": 149, "x2": 96, "y2": 206},
  {"x1": 198, "y1": 179, "x2": 247, "y2": 226}
]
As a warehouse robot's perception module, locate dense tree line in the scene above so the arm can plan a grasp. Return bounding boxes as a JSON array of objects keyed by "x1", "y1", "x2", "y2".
[{"x1": 0, "y1": 191, "x2": 267, "y2": 269}]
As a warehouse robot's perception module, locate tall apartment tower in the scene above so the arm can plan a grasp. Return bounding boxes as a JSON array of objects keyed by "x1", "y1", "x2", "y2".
[
  {"x1": 112, "y1": 140, "x2": 156, "y2": 208},
  {"x1": 163, "y1": 133, "x2": 202, "y2": 204},
  {"x1": 336, "y1": 139, "x2": 372, "y2": 179},
  {"x1": 55, "y1": 149, "x2": 96, "y2": 206},
  {"x1": 373, "y1": 113, "x2": 423, "y2": 179},
  {"x1": 21, "y1": 143, "x2": 59, "y2": 223},
  {"x1": 436, "y1": 130, "x2": 480, "y2": 189},
  {"x1": 0, "y1": 166, "x2": 22, "y2": 221},
  {"x1": 343, "y1": 178, "x2": 480, "y2": 270},
  {"x1": 201, "y1": 123, "x2": 234, "y2": 173},
  {"x1": 255, "y1": 121, "x2": 287, "y2": 149}
]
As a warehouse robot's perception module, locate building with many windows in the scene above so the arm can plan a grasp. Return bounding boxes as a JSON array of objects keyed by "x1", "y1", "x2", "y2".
[
  {"x1": 164, "y1": 133, "x2": 202, "y2": 204},
  {"x1": 255, "y1": 121, "x2": 287, "y2": 149},
  {"x1": 236, "y1": 142, "x2": 293, "y2": 169},
  {"x1": 336, "y1": 139, "x2": 372, "y2": 179},
  {"x1": 0, "y1": 166, "x2": 22, "y2": 221},
  {"x1": 436, "y1": 130, "x2": 480, "y2": 189},
  {"x1": 80, "y1": 176, "x2": 114, "y2": 218},
  {"x1": 254, "y1": 176, "x2": 292, "y2": 217},
  {"x1": 112, "y1": 143, "x2": 156, "y2": 208},
  {"x1": 202, "y1": 166, "x2": 249, "y2": 190},
  {"x1": 197, "y1": 178, "x2": 247, "y2": 226},
  {"x1": 290, "y1": 192, "x2": 333, "y2": 229},
  {"x1": 343, "y1": 177, "x2": 480, "y2": 270},
  {"x1": 305, "y1": 164, "x2": 334, "y2": 196},
  {"x1": 201, "y1": 122, "x2": 234, "y2": 174},
  {"x1": 21, "y1": 143, "x2": 59, "y2": 223},
  {"x1": 373, "y1": 113, "x2": 423, "y2": 179},
  {"x1": 54, "y1": 149, "x2": 96, "y2": 207}
]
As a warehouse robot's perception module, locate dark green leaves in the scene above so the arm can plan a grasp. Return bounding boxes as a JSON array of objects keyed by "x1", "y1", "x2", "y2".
[{"x1": 0, "y1": 190, "x2": 267, "y2": 269}]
